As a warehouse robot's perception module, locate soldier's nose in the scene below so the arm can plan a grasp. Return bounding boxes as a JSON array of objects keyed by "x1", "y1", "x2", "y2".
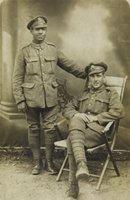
[
  {"x1": 94, "y1": 77, "x2": 98, "y2": 81},
  {"x1": 39, "y1": 30, "x2": 43, "y2": 33}
]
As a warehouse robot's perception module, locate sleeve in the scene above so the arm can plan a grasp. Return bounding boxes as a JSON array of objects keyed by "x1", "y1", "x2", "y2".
[
  {"x1": 57, "y1": 51, "x2": 87, "y2": 79},
  {"x1": 97, "y1": 89, "x2": 125, "y2": 125},
  {"x1": 63, "y1": 97, "x2": 79, "y2": 120},
  {"x1": 12, "y1": 49, "x2": 26, "y2": 105}
]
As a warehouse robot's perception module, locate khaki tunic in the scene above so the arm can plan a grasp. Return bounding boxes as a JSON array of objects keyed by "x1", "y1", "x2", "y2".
[
  {"x1": 13, "y1": 41, "x2": 86, "y2": 108},
  {"x1": 64, "y1": 85, "x2": 125, "y2": 134}
]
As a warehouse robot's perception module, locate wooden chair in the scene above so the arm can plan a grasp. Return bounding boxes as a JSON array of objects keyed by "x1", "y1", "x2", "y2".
[{"x1": 54, "y1": 75, "x2": 128, "y2": 190}]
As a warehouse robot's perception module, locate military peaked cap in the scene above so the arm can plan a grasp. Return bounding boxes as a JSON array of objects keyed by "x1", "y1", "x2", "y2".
[
  {"x1": 85, "y1": 62, "x2": 108, "y2": 76},
  {"x1": 27, "y1": 16, "x2": 48, "y2": 30}
]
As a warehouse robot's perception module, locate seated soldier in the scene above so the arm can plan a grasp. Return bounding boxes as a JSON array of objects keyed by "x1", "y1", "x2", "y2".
[{"x1": 63, "y1": 62, "x2": 125, "y2": 200}]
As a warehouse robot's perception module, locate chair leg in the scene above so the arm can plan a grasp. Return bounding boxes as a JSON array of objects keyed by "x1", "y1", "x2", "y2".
[
  {"x1": 96, "y1": 135, "x2": 120, "y2": 190},
  {"x1": 96, "y1": 155, "x2": 110, "y2": 190},
  {"x1": 56, "y1": 154, "x2": 68, "y2": 182},
  {"x1": 104, "y1": 136, "x2": 120, "y2": 177}
]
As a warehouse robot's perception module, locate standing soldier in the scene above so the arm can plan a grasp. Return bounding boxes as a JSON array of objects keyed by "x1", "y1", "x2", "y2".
[
  {"x1": 64, "y1": 62, "x2": 125, "y2": 199},
  {"x1": 13, "y1": 16, "x2": 86, "y2": 175}
]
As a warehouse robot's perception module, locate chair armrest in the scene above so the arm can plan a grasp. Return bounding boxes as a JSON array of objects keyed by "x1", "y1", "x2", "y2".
[{"x1": 102, "y1": 121, "x2": 114, "y2": 134}]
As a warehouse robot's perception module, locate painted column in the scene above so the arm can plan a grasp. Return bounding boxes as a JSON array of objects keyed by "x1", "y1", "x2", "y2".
[{"x1": 0, "y1": 0, "x2": 23, "y2": 119}]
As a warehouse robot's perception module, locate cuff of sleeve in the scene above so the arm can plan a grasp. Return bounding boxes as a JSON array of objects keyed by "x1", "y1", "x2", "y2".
[
  {"x1": 17, "y1": 99, "x2": 26, "y2": 105},
  {"x1": 97, "y1": 114, "x2": 103, "y2": 125}
]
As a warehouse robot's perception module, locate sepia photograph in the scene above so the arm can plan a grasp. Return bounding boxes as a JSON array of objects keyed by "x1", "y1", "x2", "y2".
[{"x1": 0, "y1": 0, "x2": 130, "y2": 200}]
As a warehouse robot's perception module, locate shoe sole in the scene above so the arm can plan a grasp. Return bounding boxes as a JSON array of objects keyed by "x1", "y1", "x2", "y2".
[
  {"x1": 32, "y1": 172, "x2": 41, "y2": 175},
  {"x1": 76, "y1": 173, "x2": 90, "y2": 181},
  {"x1": 32, "y1": 169, "x2": 42, "y2": 175},
  {"x1": 48, "y1": 171, "x2": 58, "y2": 175},
  {"x1": 67, "y1": 196, "x2": 78, "y2": 200}
]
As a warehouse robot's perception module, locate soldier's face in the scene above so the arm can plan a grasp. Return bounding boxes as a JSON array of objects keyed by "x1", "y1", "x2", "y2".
[
  {"x1": 30, "y1": 27, "x2": 47, "y2": 42},
  {"x1": 89, "y1": 72, "x2": 105, "y2": 89}
]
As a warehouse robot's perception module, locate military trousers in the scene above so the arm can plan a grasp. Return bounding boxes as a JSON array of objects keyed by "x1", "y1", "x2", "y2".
[
  {"x1": 67, "y1": 115, "x2": 105, "y2": 180},
  {"x1": 25, "y1": 105, "x2": 58, "y2": 161},
  {"x1": 68, "y1": 115, "x2": 104, "y2": 152}
]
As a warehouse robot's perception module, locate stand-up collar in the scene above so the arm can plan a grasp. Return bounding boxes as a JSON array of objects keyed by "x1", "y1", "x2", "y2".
[{"x1": 31, "y1": 41, "x2": 46, "y2": 50}]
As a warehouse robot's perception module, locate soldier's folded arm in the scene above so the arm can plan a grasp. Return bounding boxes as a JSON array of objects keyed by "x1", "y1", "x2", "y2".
[
  {"x1": 12, "y1": 49, "x2": 26, "y2": 105},
  {"x1": 96, "y1": 89, "x2": 125, "y2": 125},
  {"x1": 57, "y1": 51, "x2": 87, "y2": 79}
]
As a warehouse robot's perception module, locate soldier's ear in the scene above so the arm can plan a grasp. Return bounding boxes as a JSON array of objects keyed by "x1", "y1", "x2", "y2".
[
  {"x1": 29, "y1": 27, "x2": 33, "y2": 33},
  {"x1": 103, "y1": 76, "x2": 107, "y2": 85}
]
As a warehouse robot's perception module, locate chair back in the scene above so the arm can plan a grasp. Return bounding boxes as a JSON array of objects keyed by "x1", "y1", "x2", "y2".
[
  {"x1": 105, "y1": 76, "x2": 128, "y2": 102},
  {"x1": 105, "y1": 76, "x2": 127, "y2": 145}
]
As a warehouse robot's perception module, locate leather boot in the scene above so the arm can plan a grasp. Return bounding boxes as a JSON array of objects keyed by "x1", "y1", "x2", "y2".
[
  {"x1": 32, "y1": 160, "x2": 43, "y2": 175},
  {"x1": 76, "y1": 161, "x2": 89, "y2": 180},
  {"x1": 66, "y1": 181, "x2": 79, "y2": 199},
  {"x1": 45, "y1": 142, "x2": 58, "y2": 175},
  {"x1": 46, "y1": 160, "x2": 58, "y2": 175}
]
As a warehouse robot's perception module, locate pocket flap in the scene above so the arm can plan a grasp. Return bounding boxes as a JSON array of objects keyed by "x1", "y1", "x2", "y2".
[
  {"x1": 22, "y1": 83, "x2": 35, "y2": 88},
  {"x1": 95, "y1": 97, "x2": 109, "y2": 103},
  {"x1": 26, "y1": 58, "x2": 39, "y2": 62},
  {"x1": 45, "y1": 57, "x2": 56, "y2": 61}
]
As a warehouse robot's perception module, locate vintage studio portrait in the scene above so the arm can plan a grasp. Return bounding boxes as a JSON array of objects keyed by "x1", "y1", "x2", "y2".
[{"x1": 0, "y1": 0, "x2": 130, "y2": 200}]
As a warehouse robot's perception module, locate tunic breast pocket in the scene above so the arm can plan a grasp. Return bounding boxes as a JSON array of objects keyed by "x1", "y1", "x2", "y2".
[
  {"x1": 94, "y1": 98, "x2": 109, "y2": 113},
  {"x1": 78, "y1": 96, "x2": 89, "y2": 113},
  {"x1": 26, "y1": 58, "x2": 39, "y2": 75},
  {"x1": 44, "y1": 57, "x2": 56, "y2": 73}
]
